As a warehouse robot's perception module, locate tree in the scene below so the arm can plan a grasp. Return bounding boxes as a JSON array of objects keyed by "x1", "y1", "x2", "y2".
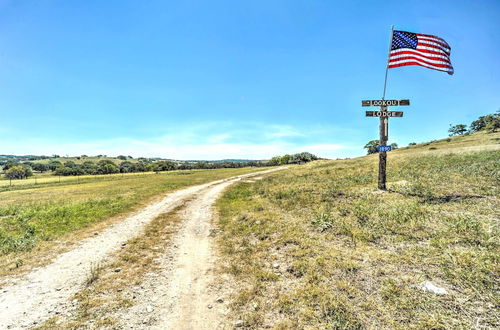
[
  {"x1": 117, "y1": 155, "x2": 127, "y2": 160},
  {"x1": 408, "y1": 142, "x2": 417, "y2": 146},
  {"x1": 119, "y1": 161, "x2": 134, "y2": 173},
  {"x1": 194, "y1": 161, "x2": 209, "y2": 169},
  {"x1": 5, "y1": 165, "x2": 33, "y2": 179},
  {"x1": 32, "y1": 163, "x2": 49, "y2": 172},
  {"x1": 390, "y1": 143, "x2": 398, "y2": 150},
  {"x1": 64, "y1": 161, "x2": 77, "y2": 168},
  {"x1": 469, "y1": 111, "x2": 500, "y2": 133},
  {"x1": 177, "y1": 163, "x2": 193, "y2": 170},
  {"x1": 82, "y1": 161, "x2": 97, "y2": 174},
  {"x1": 2, "y1": 160, "x2": 20, "y2": 171},
  {"x1": 268, "y1": 156, "x2": 281, "y2": 166},
  {"x1": 155, "y1": 160, "x2": 177, "y2": 172},
  {"x1": 22, "y1": 161, "x2": 34, "y2": 168},
  {"x1": 48, "y1": 160, "x2": 62, "y2": 171},
  {"x1": 289, "y1": 152, "x2": 318, "y2": 164},
  {"x1": 99, "y1": 164, "x2": 120, "y2": 174},
  {"x1": 132, "y1": 162, "x2": 148, "y2": 172},
  {"x1": 448, "y1": 124, "x2": 467, "y2": 136},
  {"x1": 54, "y1": 165, "x2": 85, "y2": 176},
  {"x1": 364, "y1": 140, "x2": 380, "y2": 155},
  {"x1": 279, "y1": 154, "x2": 291, "y2": 165},
  {"x1": 96, "y1": 160, "x2": 119, "y2": 174},
  {"x1": 485, "y1": 117, "x2": 500, "y2": 132}
]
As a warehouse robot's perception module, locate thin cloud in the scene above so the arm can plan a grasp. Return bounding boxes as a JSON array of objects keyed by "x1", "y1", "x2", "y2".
[{"x1": 3, "y1": 122, "x2": 364, "y2": 159}]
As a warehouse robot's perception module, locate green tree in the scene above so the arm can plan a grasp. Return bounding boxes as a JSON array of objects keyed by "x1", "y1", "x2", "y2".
[
  {"x1": 132, "y1": 162, "x2": 148, "y2": 172},
  {"x1": 119, "y1": 161, "x2": 134, "y2": 173},
  {"x1": 364, "y1": 140, "x2": 380, "y2": 155},
  {"x1": 48, "y1": 160, "x2": 62, "y2": 171},
  {"x1": 32, "y1": 163, "x2": 49, "y2": 172},
  {"x1": 155, "y1": 160, "x2": 177, "y2": 171},
  {"x1": 268, "y1": 156, "x2": 281, "y2": 166},
  {"x1": 64, "y1": 161, "x2": 77, "y2": 168},
  {"x1": 117, "y1": 155, "x2": 127, "y2": 160},
  {"x1": 5, "y1": 165, "x2": 33, "y2": 179},
  {"x1": 82, "y1": 161, "x2": 97, "y2": 174},
  {"x1": 96, "y1": 160, "x2": 119, "y2": 174},
  {"x1": 290, "y1": 152, "x2": 318, "y2": 164},
  {"x1": 279, "y1": 154, "x2": 291, "y2": 165},
  {"x1": 485, "y1": 118, "x2": 500, "y2": 132},
  {"x1": 2, "y1": 160, "x2": 20, "y2": 171},
  {"x1": 469, "y1": 111, "x2": 500, "y2": 132},
  {"x1": 194, "y1": 161, "x2": 209, "y2": 169},
  {"x1": 390, "y1": 143, "x2": 398, "y2": 150},
  {"x1": 448, "y1": 124, "x2": 467, "y2": 136}
]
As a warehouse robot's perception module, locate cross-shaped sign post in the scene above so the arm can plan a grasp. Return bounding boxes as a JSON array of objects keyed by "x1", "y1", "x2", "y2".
[{"x1": 362, "y1": 99, "x2": 410, "y2": 190}]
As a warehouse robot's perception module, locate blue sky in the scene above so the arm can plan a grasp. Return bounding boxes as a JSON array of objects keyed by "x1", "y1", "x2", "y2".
[{"x1": 0, "y1": 0, "x2": 498, "y2": 159}]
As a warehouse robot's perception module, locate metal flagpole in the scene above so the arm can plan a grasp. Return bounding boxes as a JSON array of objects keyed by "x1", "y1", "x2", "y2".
[
  {"x1": 382, "y1": 25, "x2": 395, "y2": 100},
  {"x1": 379, "y1": 25, "x2": 394, "y2": 190}
]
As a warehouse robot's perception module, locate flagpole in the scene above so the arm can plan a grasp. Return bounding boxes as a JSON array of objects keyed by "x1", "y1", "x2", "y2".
[
  {"x1": 378, "y1": 25, "x2": 394, "y2": 190},
  {"x1": 382, "y1": 25, "x2": 395, "y2": 100}
]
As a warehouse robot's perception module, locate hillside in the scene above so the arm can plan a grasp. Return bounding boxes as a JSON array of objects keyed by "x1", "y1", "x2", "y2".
[{"x1": 215, "y1": 131, "x2": 500, "y2": 329}]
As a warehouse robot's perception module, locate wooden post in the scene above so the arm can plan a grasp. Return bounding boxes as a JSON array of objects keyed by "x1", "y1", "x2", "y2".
[
  {"x1": 378, "y1": 106, "x2": 388, "y2": 190},
  {"x1": 363, "y1": 99, "x2": 408, "y2": 190}
]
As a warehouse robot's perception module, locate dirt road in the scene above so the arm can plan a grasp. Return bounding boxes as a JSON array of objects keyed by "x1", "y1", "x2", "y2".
[{"x1": 0, "y1": 168, "x2": 285, "y2": 329}]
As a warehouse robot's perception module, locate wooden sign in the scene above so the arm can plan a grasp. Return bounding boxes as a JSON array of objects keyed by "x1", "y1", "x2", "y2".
[
  {"x1": 366, "y1": 111, "x2": 403, "y2": 117},
  {"x1": 362, "y1": 99, "x2": 410, "y2": 107},
  {"x1": 362, "y1": 98, "x2": 410, "y2": 191}
]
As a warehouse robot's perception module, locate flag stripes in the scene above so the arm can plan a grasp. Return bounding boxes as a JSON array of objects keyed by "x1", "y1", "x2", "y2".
[{"x1": 388, "y1": 30, "x2": 453, "y2": 75}]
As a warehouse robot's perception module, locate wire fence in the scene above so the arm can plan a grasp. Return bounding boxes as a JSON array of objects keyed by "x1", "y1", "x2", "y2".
[{"x1": 0, "y1": 170, "x2": 187, "y2": 191}]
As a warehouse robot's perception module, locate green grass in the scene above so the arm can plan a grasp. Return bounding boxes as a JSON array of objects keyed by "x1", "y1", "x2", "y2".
[
  {"x1": 0, "y1": 169, "x2": 162, "y2": 189},
  {"x1": 216, "y1": 131, "x2": 499, "y2": 329},
  {"x1": 0, "y1": 167, "x2": 264, "y2": 260}
]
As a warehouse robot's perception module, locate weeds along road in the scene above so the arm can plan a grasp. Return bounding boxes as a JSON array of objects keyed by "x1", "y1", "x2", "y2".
[{"x1": 0, "y1": 168, "x2": 286, "y2": 329}]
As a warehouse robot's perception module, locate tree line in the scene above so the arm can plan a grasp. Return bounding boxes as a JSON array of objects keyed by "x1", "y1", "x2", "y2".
[
  {"x1": 2, "y1": 152, "x2": 319, "y2": 179},
  {"x1": 448, "y1": 110, "x2": 499, "y2": 136},
  {"x1": 363, "y1": 110, "x2": 499, "y2": 155}
]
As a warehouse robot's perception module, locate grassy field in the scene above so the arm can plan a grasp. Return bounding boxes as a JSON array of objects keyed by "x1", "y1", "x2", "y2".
[
  {"x1": 0, "y1": 167, "x2": 265, "y2": 275},
  {"x1": 0, "y1": 170, "x2": 160, "y2": 189},
  {"x1": 216, "y1": 131, "x2": 499, "y2": 329}
]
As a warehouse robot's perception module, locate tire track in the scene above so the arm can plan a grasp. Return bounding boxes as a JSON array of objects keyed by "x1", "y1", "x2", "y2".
[{"x1": 0, "y1": 168, "x2": 285, "y2": 329}]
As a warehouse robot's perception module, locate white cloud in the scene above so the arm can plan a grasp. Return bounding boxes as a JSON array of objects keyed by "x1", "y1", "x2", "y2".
[
  {"x1": 2, "y1": 122, "x2": 364, "y2": 159},
  {"x1": 265, "y1": 125, "x2": 304, "y2": 138},
  {"x1": 4, "y1": 138, "x2": 361, "y2": 160}
]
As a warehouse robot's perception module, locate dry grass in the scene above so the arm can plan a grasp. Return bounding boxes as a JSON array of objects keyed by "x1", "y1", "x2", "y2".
[{"x1": 215, "y1": 131, "x2": 499, "y2": 329}]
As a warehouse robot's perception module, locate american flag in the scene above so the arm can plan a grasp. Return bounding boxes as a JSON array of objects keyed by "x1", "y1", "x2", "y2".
[{"x1": 388, "y1": 30, "x2": 454, "y2": 75}]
